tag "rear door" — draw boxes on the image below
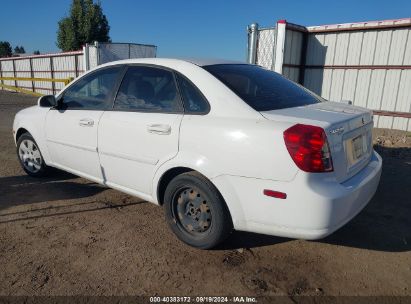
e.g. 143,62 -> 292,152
45,66 -> 124,182
98,65 -> 184,195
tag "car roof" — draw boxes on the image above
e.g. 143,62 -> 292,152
180,58 -> 244,66
61,57 -> 261,119
100,57 -> 245,68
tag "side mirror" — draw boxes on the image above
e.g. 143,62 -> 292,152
38,95 -> 57,108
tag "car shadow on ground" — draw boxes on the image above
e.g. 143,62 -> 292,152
218,231 -> 289,250
221,146 -> 411,253
0,170 -> 107,211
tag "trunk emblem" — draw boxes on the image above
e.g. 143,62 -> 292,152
329,126 -> 344,135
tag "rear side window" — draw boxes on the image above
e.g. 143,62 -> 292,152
176,74 -> 210,114
203,64 -> 322,111
114,66 -> 182,113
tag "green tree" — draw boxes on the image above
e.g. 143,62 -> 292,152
0,41 -> 12,57
14,46 -> 26,54
56,0 -> 110,51
33,50 -> 41,55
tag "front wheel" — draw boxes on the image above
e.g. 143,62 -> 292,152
164,172 -> 233,249
17,133 -> 50,177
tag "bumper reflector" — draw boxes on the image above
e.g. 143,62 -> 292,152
263,189 -> 287,199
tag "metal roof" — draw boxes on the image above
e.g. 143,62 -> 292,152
306,17 -> 411,33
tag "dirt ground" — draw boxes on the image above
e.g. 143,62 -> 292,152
0,90 -> 410,298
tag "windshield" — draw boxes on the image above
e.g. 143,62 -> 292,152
203,64 -> 322,111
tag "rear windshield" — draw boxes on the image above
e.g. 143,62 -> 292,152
203,64 -> 322,111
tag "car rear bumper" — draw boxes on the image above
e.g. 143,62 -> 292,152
212,150 -> 382,239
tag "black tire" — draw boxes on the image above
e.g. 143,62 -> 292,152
164,171 -> 233,249
16,133 -> 50,177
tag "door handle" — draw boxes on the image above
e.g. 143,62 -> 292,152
79,118 -> 94,127
147,124 -> 171,135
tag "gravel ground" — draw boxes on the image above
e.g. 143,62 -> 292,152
0,90 -> 410,298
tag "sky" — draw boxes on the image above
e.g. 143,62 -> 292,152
0,0 -> 410,61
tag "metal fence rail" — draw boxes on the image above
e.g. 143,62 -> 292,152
0,77 -> 73,96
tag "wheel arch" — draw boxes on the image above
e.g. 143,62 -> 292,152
14,124 -> 52,166
154,164 -> 248,231
15,127 -> 30,141
156,166 -> 195,206
153,153 -> 247,229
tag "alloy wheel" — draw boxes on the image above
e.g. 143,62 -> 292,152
18,139 -> 42,173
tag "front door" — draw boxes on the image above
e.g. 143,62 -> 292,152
98,65 -> 184,195
45,66 -> 124,182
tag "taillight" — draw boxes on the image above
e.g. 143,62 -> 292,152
283,124 -> 333,173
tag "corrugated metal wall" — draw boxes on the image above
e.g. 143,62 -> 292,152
282,27 -> 304,83
251,18 -> 411,131
303,20 -> 411,131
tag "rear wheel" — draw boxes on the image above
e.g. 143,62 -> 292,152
164,172 -> 232,249
17,133 -> 50,177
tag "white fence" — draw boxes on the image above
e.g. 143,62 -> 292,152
0,51 -> 83,96
248,18 -> 411,131
0,42 -> 157,96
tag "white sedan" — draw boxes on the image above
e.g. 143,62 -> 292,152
13,58 -> 382,249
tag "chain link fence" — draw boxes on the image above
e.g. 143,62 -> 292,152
97,43 -> 157,65
255,28 -> 276,70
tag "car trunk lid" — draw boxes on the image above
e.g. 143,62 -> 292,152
261,101 -> 373,183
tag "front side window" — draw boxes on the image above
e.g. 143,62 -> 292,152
176,74 -> 210,114
61,66 -> 123,110
114,66 -> 182,113
203,64 -> 323,111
